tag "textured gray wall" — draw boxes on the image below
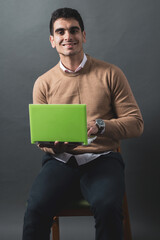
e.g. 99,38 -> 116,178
1,0 -> 160,239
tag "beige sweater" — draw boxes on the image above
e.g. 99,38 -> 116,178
33,55 -> 144,154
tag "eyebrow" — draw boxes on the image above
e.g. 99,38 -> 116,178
55,26 -> 80,33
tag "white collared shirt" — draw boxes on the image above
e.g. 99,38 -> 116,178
60,54 -> 87,73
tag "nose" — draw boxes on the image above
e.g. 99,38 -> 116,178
64,30 -> 72,41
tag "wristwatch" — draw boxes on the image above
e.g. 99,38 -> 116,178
95,119 -> 105,134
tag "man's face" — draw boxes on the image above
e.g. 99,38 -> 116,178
50,18 -> 86,57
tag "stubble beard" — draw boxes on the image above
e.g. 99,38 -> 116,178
59,48 -> 82,57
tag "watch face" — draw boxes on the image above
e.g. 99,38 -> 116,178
96,119 -> 104,127
96,119 -> 105,133
97,119 -> 103,126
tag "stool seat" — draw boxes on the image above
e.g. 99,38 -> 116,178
64,198 -> 90,209
56,198 -> 92,217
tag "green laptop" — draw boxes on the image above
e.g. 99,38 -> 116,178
29,104 -> 88,145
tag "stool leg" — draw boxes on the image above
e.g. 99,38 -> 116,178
123,194 -> 132,240
52,217 -> 60,240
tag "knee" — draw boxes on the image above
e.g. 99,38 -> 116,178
91,197 -> 122,220
26,193 -> 49,216
26,191 -> 60,218
25,198 -> 41,217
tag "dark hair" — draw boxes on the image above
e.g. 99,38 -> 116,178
49,8 -> 84,35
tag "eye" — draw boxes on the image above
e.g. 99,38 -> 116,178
57,30 -> 64,35
70,28 -> 79,35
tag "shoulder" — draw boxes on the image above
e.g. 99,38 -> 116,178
33,63 -> 63,96
88,55 -> 123,74
87,55 -> 129,92
87,55 -> 126,83
35,63 -> 60,84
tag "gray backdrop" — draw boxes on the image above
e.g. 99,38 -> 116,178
1,0 -> 160,239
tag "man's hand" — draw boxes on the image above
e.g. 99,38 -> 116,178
87,121 -> 99,136
38,141 -> 78,154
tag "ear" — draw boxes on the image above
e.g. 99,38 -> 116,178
49,35 -> 56,48
82,31 -> 86,43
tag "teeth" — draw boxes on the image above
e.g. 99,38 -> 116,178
62,43 -> 76,46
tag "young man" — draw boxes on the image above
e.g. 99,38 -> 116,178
23,8 -> 143,240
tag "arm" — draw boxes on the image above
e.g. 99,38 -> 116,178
88,66 -> 144,140
104,67 -> 144,140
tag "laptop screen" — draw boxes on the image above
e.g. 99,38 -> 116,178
29,104 -> 88,145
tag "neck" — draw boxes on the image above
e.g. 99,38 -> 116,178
60,51 -> 84,71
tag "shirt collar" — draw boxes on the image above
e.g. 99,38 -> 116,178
60,54 -> 87,73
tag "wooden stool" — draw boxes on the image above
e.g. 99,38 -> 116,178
52,192 -> 132,240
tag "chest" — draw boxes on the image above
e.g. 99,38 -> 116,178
47,75 -> 112,119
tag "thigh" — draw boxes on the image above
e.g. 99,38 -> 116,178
27,158 -> 80,216
80,152 -> 125,207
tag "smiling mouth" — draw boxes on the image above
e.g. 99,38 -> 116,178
62,42 -> 77,46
